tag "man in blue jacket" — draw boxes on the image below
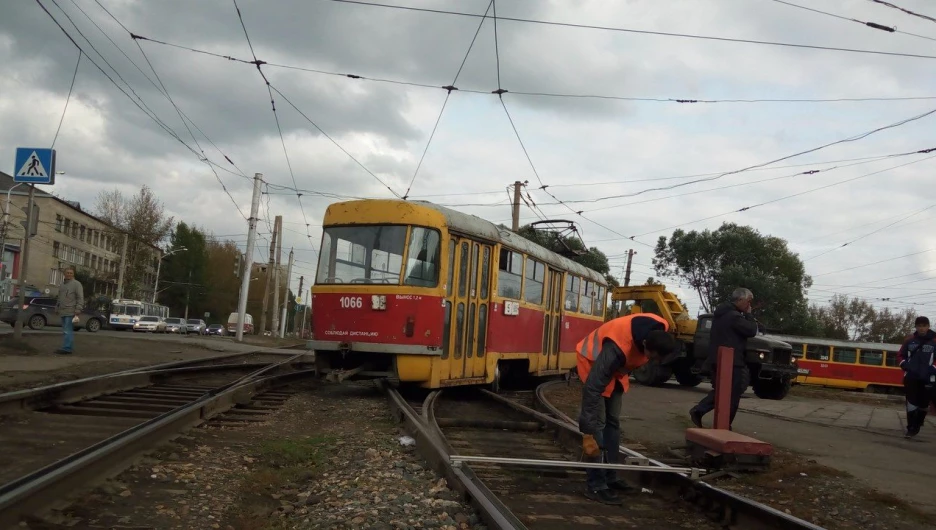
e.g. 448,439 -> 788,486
689,287 -> 759,430
898,316 -> 936,438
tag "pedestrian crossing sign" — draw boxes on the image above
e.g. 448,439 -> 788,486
13,148 -> 56,185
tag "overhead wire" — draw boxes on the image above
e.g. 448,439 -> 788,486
802,203 -> 936,262
51,49 -> 82,149
329,0 -> 936,61
402,0 -> 494,199
768,0 -> 936,42
867,0 -> 936,25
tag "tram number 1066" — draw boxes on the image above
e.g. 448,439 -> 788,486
339,296 -> 364,309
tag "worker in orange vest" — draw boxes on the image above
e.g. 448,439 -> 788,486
576,313 -> 676,505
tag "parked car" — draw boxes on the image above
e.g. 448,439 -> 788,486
186,319 -> 207,335
0,297 -> 106,332
133,316 -> 167,333
206,324 -> 227,336
164,317 -> 186,334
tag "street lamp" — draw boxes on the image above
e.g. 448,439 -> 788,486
153,247 -> 187,303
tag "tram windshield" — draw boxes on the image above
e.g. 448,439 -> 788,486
316,225 -> 442,287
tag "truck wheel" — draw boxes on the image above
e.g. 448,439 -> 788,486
633,358 -> 673,387
753,377 -> 792,400
674,366 -> 703,387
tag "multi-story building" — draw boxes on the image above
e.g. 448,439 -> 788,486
0,172 -> 162,300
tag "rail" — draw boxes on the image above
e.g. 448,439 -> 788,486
0,362 -> 314,528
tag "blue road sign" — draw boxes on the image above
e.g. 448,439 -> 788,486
13,148 -> 56,185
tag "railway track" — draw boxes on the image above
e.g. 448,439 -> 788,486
0,351 -> 314,529
382,379 -> 825,530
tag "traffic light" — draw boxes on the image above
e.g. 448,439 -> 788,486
234,253 -> 242,277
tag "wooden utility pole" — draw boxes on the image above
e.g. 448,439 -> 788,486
115,232 -> 129,299
511,180 -> 522,231
271,216 -> 283,335
294,274 -> 304,336
623,249 -> 635,287
259,217 -> 278,335
278,247 -> 294,338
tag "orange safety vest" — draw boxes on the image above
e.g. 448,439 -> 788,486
576,313 -> 670,397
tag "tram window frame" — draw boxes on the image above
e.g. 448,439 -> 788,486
805,344 -> 830,361
859,349 -> 884,366
497,248 -> 523,299
832,347 -> 857,364
564,274 -> 580,312
403,227 -> 442,288
789,344 -> 804,359
480,246 -> 491,299
580,281 -> 594,315
316,225 -> 406,284
523,258 -> 545,305
593,285 -> 606,317
885,351 -> 899,367
446,240 -> 455,297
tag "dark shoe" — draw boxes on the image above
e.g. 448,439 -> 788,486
607,480 -> 636,493
689,408 -> 703,428
584,487 -> 622,505
54,349 -> 72,355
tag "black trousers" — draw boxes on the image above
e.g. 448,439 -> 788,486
694,364 -> 750,428
904,377 -> 936,434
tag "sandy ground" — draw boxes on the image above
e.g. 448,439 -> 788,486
545,380 -> 936,529
0,330 -> 268,392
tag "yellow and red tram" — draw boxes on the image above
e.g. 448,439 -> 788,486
769,334 -> 903,392
309,199 -> 608,389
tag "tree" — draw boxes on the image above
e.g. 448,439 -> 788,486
94,185 -> 174,300
810,295 -> 916,343
516,225 -> 618,287
160,222 -> 208,318
653,223 -> 813,333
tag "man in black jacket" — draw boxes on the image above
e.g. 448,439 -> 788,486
689,287 -> 759,430
898,316 -> 936,438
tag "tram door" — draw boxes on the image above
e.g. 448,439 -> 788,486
446,238 -> 492,380
542,269 -> 563,370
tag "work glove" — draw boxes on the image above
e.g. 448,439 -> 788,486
582,434 -> 600,458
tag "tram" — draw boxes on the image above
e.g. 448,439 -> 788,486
769,334 -> 904,392
309,199 -> 608,389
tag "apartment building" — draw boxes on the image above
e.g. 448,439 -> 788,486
0,172 -> 161,299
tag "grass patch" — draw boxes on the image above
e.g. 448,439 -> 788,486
257,435 -> 333,468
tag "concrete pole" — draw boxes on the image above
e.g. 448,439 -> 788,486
259,218 -> 277,335
12,185 -> 35,340
279,248 -> 294,338
511,180 -> 522,231
271,215 -> 283,335
623,249 -> 634,287
235,173 -> 263,342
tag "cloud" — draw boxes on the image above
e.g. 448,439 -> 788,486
3,0 -> 936,319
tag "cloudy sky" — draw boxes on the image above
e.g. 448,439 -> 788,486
2,0 -> 936,318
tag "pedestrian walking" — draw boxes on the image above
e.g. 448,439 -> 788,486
689,287 -> 759,430
576,312 -> 676,505
897,316 -> 936,438
54,267 -> 83,355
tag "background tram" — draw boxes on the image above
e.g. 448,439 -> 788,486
770,334 -> 904,392
309,199 -> 608,389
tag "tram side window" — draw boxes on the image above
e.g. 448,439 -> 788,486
404,227 -> 442,287
805,344 -> 830,361
524,258 -> 545,305
859,349 -> 884,366
565,275 -> 580,312
580,281 -> 594,315
789,344 -> 804,359
885,351 -> 899,367
832,347 -> 857,364
593,285 -> 606,317
497,248 -> 523,299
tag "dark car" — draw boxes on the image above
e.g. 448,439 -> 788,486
0,297 -> 106,332
206,324 -> 226,336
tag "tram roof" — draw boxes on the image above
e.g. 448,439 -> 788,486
765,333 -> 902,351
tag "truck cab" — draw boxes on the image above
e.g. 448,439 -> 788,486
687,313 -> 798,399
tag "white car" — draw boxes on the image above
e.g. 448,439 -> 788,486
133,316 -> 167,333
